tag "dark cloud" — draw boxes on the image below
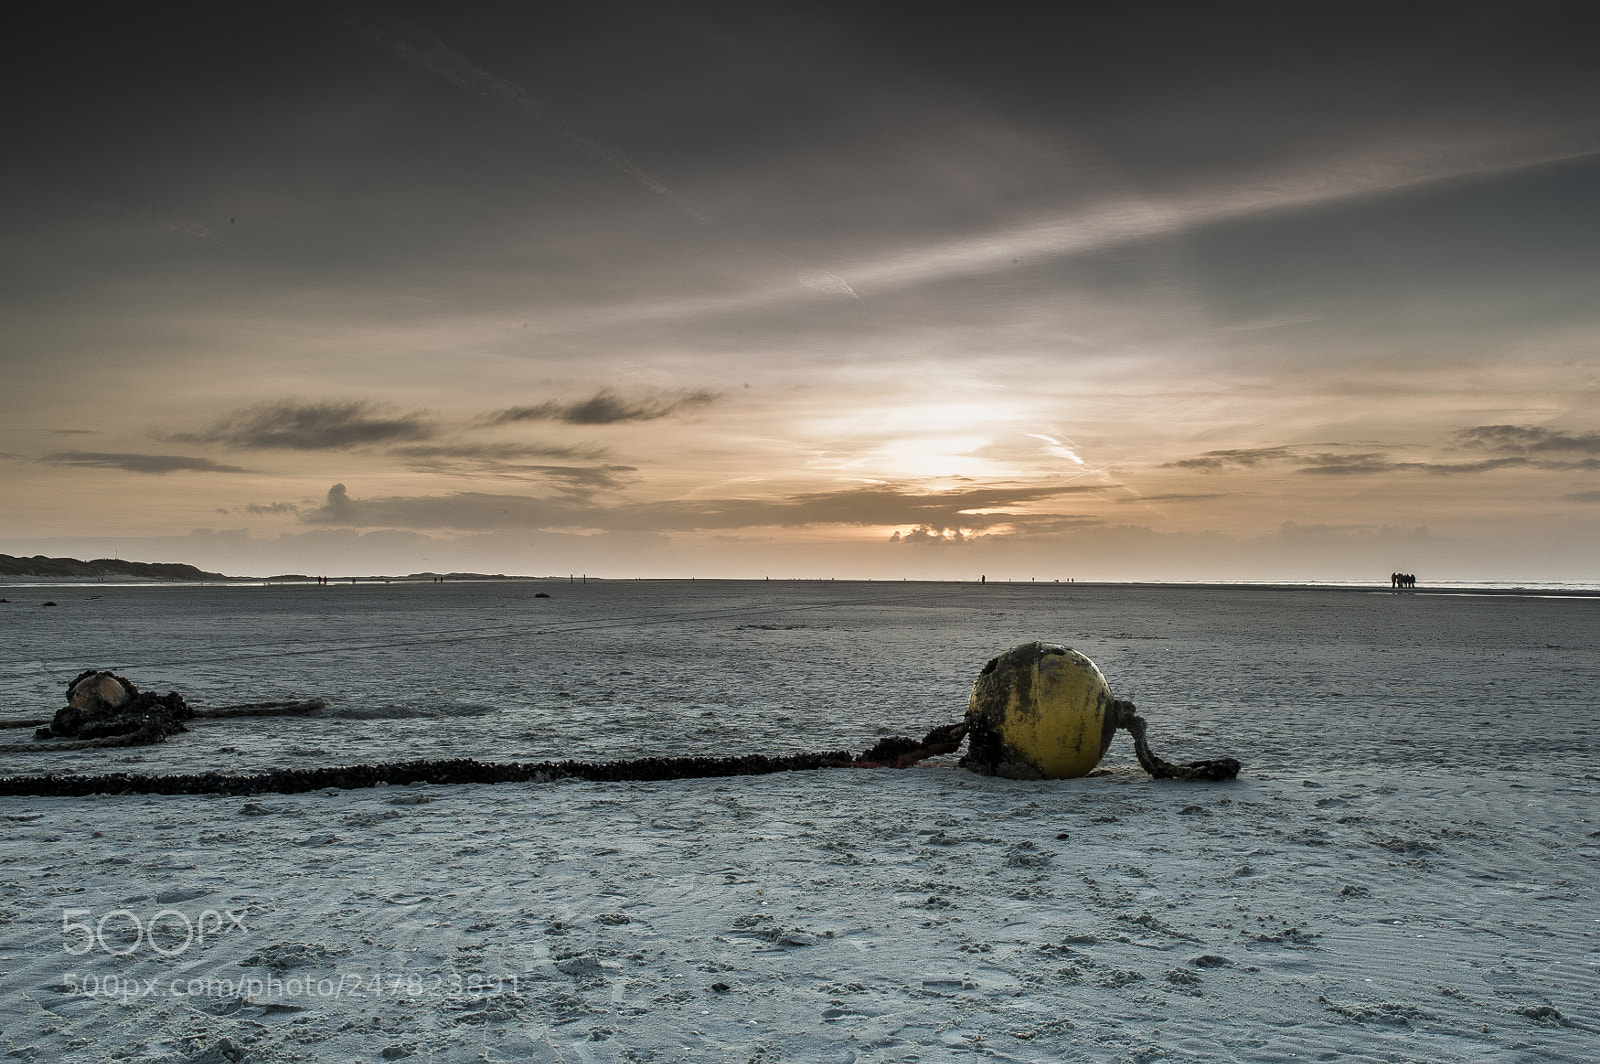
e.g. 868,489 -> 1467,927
1406,457 -> 1544,475
1292,454 -> 1599,475
488,390 -> 718,426
388,442 -> 634,493
1560,490 -> 1600,503
302,482 -> 1098,534
1169,440 -> 1597,476
1167,447 -> 1294,470
41,452 -> 252,474
1293,453 -> 1410,476
1456,425 -> 1600,455
243,501 -> 300,516
516,465 -> 639,492
317,484 -> 359,524
698,484 -> 1091,533
171,401 -> 437,450
391,442 -> 607,462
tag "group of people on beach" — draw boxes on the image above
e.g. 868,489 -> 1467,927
1389,572 -> 1417,589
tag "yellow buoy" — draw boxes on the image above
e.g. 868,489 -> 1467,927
963,641 -> 1117,779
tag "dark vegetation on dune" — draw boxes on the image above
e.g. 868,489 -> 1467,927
0,553 -> 229,581
0,554 -> 532,583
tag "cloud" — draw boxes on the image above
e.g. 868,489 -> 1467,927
889,513 -> 1106,546
954,514 -> 1104,540
1168,438 -> 1599,477
41,452 -> 253,474
893,527 -> 967,546
301,481 -> 1101,534
1560,490 -> 1600,503
317,484 -> 358,523
391,442 -> 607,462
1290,454 -> 1599,476
1456,425 -> 1600,455
488,390 -> 718,426
1292,453 -> 1410,476
515,465 -> 639,492
682,484 -> 1094,533
385,443 -> 634,493
171,401 -> 437,450
1167,447 -> 1295,471
243,502 -> 301,516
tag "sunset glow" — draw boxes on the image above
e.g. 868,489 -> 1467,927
5,3 -> 1600,581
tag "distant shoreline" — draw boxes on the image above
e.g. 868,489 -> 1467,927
0,554 -> 561,585
2,555 -> 1598,598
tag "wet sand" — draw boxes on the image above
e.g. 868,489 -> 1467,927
1,581 -> 1596,1062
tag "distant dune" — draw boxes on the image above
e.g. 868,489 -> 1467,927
0,553 -> 231,581
0,555 -> 559,582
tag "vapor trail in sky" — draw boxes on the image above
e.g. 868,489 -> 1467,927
330,0 -> 696,215
330,0 -> 858,299
841,141 -> 1600,296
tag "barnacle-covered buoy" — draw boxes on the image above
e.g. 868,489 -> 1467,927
67,670 -> 134,713
44,669 -> 191,743
962,641 -> 1116,779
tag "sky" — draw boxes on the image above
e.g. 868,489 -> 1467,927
4,0 -> 1600,581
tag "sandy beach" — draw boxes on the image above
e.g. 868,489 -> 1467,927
1,581 -> 1596,1062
